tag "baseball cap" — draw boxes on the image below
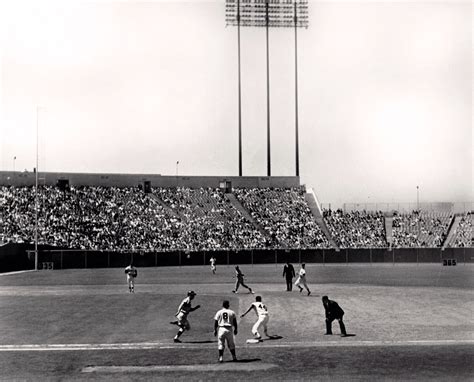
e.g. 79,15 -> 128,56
187,290 -> 196,296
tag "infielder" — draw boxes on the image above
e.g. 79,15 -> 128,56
210,257 -> 217,274
240,295 -> 269,340
295,263 -> 311,295
232,265 -> 254,294
124,263 -> 138,293
170,290 -> 200,343
214,300 -> 238,363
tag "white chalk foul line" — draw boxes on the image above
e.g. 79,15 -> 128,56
0,339 -> 473,352
82,363 -> 277,373
0,270 -> 36,277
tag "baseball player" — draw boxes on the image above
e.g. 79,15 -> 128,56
124,263 -> 138,293
322,295 -> 348,337
170,291 -> 201,343
232,265 -> 254,294
240,295 -> 269,340
214,300 -> 238,363
295,263 -> 311,295
210,257 -> 217,274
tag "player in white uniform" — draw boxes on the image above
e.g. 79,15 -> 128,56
124,264 -> 137,293
240,295 -> 269,340
171,291 -> 200,343
210,257 -> 217,274
214,300 -> 238,363
295,263 -> 311,295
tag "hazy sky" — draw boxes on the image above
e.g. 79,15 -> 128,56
0,0 -> 472,206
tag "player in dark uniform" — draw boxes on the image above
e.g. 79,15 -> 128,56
322,296 -> 348,337
282,262 -> 296,291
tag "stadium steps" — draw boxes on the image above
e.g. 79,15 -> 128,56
443,215 -> 461,249
148,194 -> 181,218
384,216 -> 393,248
224,193 -> 269,238
304,191 -> 338,250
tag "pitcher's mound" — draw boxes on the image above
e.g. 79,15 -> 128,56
82,363 -> 277,373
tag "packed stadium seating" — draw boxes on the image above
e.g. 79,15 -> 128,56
391,211 -> 453,248
322,209 -> 387,248
1,185 -> 471,252
234,188 -> 330,249
448,213 -> 473,248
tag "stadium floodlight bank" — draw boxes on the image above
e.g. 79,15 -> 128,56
226,0 -> 309,28
226,0 -> 308,177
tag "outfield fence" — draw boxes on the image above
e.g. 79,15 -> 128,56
19,247 -> 474,270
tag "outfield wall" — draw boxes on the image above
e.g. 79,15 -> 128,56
1,245 -> 472,272
0,171 -> 299,189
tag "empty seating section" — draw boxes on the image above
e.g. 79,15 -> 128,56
322,209 -> 387,248
392,211 -> 453,248
234,188 -> 329,249
448,213 -> 473,248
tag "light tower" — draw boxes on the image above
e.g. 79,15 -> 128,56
226,0 -> 309,177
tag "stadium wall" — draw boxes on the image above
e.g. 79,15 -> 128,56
0,171 -> 299,189
1,245 -> 472,272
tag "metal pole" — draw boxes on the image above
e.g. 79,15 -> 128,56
416,186 -> 419,210
294,1 -> 300,177
237,0 -> 243,176
265,0 -> 271,176
35,106 -> 39,270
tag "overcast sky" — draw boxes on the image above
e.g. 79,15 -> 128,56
0,0 -> 472,206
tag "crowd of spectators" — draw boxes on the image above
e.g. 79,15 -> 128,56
391,211 -> 453,248
448,212 -> 473,248
152,187 -> 268,250
0,185 -> 183,251
1,185 -> 471,251
0,186 -> 270,251
234,187 -> 330,249
322,209 -> 387,248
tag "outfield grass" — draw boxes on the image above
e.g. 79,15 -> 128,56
0,264 -> 472,381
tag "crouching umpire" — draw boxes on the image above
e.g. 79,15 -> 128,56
322,295 -> 348,337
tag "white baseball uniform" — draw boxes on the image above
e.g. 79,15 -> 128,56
250,301 -> 269,338
214,308 -> 236,350
176,296 -> 194,330
210,257 -> 216,273
295,268 -> 308,289
124,265 -> 137,291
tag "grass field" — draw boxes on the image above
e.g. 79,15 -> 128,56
0,263 -> 472,381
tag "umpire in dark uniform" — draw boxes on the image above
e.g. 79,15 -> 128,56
282,262 -> 296,291
322,296 -> 348,336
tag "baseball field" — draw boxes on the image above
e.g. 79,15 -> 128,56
0,263 -> 472,381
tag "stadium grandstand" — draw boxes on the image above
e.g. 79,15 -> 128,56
0,171 -> 472,272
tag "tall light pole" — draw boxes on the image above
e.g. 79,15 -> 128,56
35,106 -> 39,271
13,156 -> 16,172
416,185 -> 419,211
176,161 -> 179,177
265,0 -> 271,176
226,0 -> 309,177
237,0 -> 242,176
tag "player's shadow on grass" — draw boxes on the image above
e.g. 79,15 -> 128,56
233,358 -> 261,363
264,335 -> 283,341
342,334 -> 356,337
